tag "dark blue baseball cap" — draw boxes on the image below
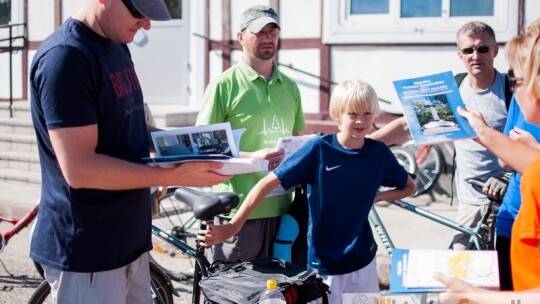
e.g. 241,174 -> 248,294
131,0 -> 171,21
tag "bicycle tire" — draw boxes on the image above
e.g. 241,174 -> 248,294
27,280 -> 51,304
150,187 -> 199,281
390,146 -> 417,175
150,261 -> 175,304
26,264 -> 173,304
401,140 -> 444,195
28,213 -> 46,279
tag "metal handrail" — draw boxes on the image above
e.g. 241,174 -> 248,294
0,23 -> 28,118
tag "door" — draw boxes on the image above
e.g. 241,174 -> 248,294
129,0 -> 189,105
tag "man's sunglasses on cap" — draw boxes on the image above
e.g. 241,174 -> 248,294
121,0 -> 144,19
460,45 -> 491,55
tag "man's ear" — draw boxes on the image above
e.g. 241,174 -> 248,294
493,44 -> 499,57
237,32 -> 244,46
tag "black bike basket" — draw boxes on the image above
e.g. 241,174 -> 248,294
200,257 -> 329,304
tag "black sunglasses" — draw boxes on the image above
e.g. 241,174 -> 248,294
121,0 -> 144,19
460,45 -> 490,55
508,69 -> 524,92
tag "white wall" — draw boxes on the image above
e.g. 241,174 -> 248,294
2,0 -> 539,114
525,1 -> 540,27
330,46 -> 510,114
280,0 -> 321,39
62,0 -> 84,22
27,0 -> 54,41
278,49 -> 321,114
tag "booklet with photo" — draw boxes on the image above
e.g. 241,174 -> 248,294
143,122 -> 266,175
393,71 -> 477,145
390,248 -> 499,294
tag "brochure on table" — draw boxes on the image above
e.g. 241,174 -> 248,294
266,134 -> 318,197
390,248 -> 499,294
393,71 -> 477,146
144,122 -> 266,175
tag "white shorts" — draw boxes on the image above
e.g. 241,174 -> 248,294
317,257 -> 380,304
42,253 -> 151,304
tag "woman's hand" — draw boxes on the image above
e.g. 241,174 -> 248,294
435,273 -> 485,303
509,127 -> 540,150
457,106 -> 490,135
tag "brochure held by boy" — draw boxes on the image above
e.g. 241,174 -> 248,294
143,122 -> 267,175
393,71 -> 477,145
266,133 -> 318,197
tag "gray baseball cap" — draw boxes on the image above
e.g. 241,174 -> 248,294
131,0 -> 171,21
239,5 -> 280,33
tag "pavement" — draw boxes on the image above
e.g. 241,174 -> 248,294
0,181 -> 41,218
0,176 -> 458,303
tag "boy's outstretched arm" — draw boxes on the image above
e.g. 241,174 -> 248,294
374,175 -> 416,203
197,173 -> 282,247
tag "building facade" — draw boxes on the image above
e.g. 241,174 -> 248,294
1,0 -> 539,132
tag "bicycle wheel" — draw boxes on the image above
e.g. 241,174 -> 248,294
390,146 -> 417,175
150,187 -> 199,281
150,261 -> 175,304
401,140 -> 444,195
27,280 -> 51,304
29,219 -> 46,279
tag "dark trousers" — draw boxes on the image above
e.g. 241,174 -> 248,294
496,235 -> 513,290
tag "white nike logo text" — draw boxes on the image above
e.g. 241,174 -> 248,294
325,165 -> 341,171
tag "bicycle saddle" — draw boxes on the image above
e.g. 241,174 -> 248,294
174,187 -> 239,221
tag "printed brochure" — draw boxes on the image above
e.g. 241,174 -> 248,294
390,248 -> 499,294
144,122 -> 266,175
393,71 -> 477,145
266,134 -> 318,197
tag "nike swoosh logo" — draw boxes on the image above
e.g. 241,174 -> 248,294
325,165 -> 341,171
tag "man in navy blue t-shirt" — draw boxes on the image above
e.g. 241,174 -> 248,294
30,0 -> 231,302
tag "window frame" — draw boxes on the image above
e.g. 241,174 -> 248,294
322,0 -> 519,44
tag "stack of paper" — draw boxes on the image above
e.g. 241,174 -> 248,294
143,122 -> 266,175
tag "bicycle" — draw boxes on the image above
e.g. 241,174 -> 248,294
25,187 -> 242,304
372,101 -> 449,196
24,187 -> 219,304
150,187 -> 239,304
27,261 -> 176,304
150,186 -> 202,282
369,177 -> 500,256
0,198 -> 44,278
401,139 -> 448,195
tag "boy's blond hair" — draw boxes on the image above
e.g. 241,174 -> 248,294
329,79 -> 380,122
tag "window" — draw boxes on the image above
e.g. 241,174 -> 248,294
323,0 -> 518,44
0,0 -> 10,25
164,0 -> 182,19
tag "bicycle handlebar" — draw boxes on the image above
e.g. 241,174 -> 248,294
466,178 -> 485,188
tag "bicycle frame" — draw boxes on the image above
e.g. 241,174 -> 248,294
151,224 -> 209,304
0,201 -> 39,253
370,198 -> 490,255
